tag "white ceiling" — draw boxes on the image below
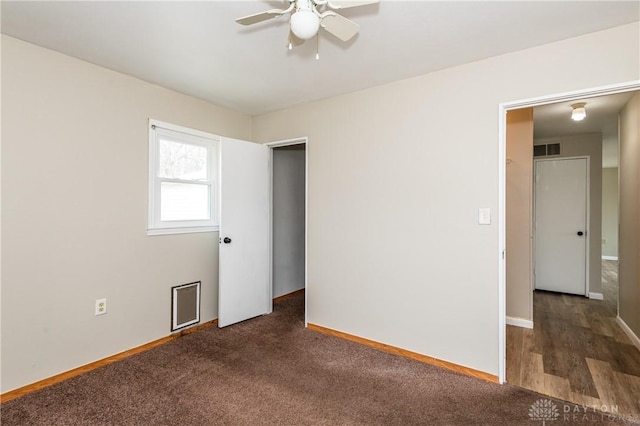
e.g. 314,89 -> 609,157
2,1 -> 638,168
2,1 -> 638,117
534,91 -> 637,167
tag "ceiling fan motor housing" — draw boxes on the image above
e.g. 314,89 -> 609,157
290,9 -> 320,40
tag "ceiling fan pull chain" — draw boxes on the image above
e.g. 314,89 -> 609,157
316,33 -> 320,60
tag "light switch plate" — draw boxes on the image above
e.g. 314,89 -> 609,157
478,208 -> 491,225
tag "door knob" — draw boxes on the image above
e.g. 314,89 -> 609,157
577,231 -> 584,236
223,237 -> 232,244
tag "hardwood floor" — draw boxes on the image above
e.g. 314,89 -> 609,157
507,260 -> 640,421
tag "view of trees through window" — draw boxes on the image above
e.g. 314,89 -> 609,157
158,139 -> 207,181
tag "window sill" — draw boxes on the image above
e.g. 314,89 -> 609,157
147,226 -> 219,236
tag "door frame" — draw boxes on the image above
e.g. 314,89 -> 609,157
532,156 -> 590,297
498,80 -> 640,384
265,137 -> 308,326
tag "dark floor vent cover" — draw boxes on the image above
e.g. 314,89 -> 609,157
171,281 -> 201,331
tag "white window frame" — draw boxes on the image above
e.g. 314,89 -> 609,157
148,119 -> 219,236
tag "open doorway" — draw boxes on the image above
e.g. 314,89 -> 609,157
503,87 -> 640,420
269,139 -> 307,322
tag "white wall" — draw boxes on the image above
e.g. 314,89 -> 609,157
1,36 -> 251,392
252,23 -> 640,375
272,147 -> 306,298
534,133 -> 603,294
602,167 -> 619,259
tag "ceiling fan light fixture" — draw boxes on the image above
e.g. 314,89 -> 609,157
571,102 -> 587,121
236,0 -> 378,50
290,9 -> 320,40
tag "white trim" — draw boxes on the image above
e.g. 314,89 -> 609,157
267,148 -> 274,314
147,226 -> 218,236
265,137 -> 307,149
498,81 -> 640,111
585,158 -> 591,297
149,119 -> 222,141
616,316 -> 640,352
498,80 -> 640,386
602,256 -> 618,261
588,292 -> 604,300
265,137 -> 308,327
147,119 -> 220,234
506,317 -> 533,329
497,104 -> 507,385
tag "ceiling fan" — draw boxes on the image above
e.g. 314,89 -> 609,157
236,0 -> 379,48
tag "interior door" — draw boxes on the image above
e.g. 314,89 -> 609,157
218,137 -> 270,327
534,157 -> 588,295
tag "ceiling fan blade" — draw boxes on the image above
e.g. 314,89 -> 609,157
236,9 -> 285,26
320,13 -> 359,42
289,30 -> 306,47
326,0 -> 378,9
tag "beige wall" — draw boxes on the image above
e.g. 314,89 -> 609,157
252,23 -> 639,375
619,92 -> 640,338
1,36 -> 251,392
534,134 -> 603,295
602,167 -> 619,259
506,108 -> 533,322
1,22 -> 639,390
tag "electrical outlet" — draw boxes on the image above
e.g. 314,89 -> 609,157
95,298 -> 107,316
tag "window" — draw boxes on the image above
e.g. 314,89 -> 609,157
148,120 -> 219,235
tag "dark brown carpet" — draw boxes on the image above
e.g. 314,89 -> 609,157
2,292 -> 637,425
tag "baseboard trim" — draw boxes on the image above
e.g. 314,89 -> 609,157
601,256 -> 618,261
0,319 -> 218,403
616,316 -> 640,352
273,288 -> 305,304
589,292 -> 604,300
307,323 -> 498,384
506,316 -> 533,329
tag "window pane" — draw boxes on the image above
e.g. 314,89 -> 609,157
160,182 -> 210,221
158,139 -> 207,180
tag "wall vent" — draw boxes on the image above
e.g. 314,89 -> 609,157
534,143 -> 561,157
171,281 -> 201,331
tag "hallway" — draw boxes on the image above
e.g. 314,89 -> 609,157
507,260 -> 640,421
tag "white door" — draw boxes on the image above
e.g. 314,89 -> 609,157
218,138 -> 270,327
534,157 -> 588,295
